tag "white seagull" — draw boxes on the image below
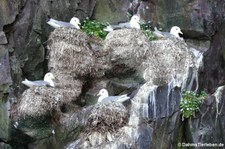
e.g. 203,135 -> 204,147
97,88 -> 130,103
153,26 -> 183,38
47,17 -> 81,29
103,15 -> 141,32
22,72 -> 55,88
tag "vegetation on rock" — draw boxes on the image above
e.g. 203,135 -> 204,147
81,19 -> 108,39
180,91 -> 208,119
140,23 -> 156,41
81,18 -> 156,41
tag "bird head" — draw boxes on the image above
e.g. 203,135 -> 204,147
130,15 -> 141,29
70,17 -> 81,29
44,73 -> 55,82
130,15 -> 140,23
97,89 -> 109,97
44,72 -> 55,87
170,26 -> 183,38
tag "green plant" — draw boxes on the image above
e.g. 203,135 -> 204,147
140,23 -> 156,41
180,91 -> 208,119
81,19 -> 108,39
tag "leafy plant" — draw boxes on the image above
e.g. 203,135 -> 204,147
140,23 -> 156,41
81,19 -> 108,39
180,91 -> 208,119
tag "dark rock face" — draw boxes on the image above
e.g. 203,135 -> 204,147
13,29 -> 196,148
0,46 -> 11,93
1,0 -> 225,148
93,0 -> 130,24
200,22 -> 225,93
0,0 -> 96,147
2,0 -> 96,86
0,46 -> 12,145
188,86 -> 225,146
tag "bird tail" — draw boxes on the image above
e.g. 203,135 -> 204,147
22,79 -> 33,88
22,78 -> 28,84
154,27 -> 159,31
103,25 -> 113,32
47,18 -> 59,28
116,94 -> 130,102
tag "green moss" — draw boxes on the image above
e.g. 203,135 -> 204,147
180,91 -> 208,119
140,23 -> 156,41
81,19 -> 108,39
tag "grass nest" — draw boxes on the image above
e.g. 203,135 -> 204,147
18,87 -> 62,117
86,102 -> 129,133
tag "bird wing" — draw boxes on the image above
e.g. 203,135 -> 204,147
101,94 -> 130,103
22,79 -> 50,87
47,18 -> 77,28
32,80 -> 50,86
104,22 -> 131,32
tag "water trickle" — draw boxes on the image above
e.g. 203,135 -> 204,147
148,86 -> 158,119
182,48 -> 203,92
214,86 -> 225,119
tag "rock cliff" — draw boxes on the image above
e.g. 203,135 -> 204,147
0,0 -> 225,148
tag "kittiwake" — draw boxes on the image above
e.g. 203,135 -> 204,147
103,15 -> 140,32
153,26 -> 183,39
97,88 -> 130,103
22,72 -> 55,88
47,17 -> 81,29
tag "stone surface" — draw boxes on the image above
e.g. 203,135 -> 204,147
0,31 -> 7,44
200,22 -> 225,93
93,0 -> 130,24
188,86 -> 225,146
0,46 -> 11,143
1,0 -> 225,148
0,46 -> 12,93
65,32 -> 200,149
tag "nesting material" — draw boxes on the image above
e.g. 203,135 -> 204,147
18,87 -> 62,117
54,72 -> 83,90
86,102 -> 129,133
104,29 -> 149,70
48,28 -> 95,77
48,28 -> 110,78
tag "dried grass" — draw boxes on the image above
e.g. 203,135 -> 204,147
18,87 -> 62,117
86,103 -> 129,133
48,28 -> 110,78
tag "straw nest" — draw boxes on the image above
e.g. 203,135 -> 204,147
86,102 -> 129,133
52,71 -> 83,89
104,29 -> 149,71
18,87 -> 63,117
48,28 -> 110,78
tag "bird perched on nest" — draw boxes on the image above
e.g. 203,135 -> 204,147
22,72 -> 55,88
103,15 -> 141,32
153,26 -> 183,39
97,88 -> 130,103
47,17 -> 81,29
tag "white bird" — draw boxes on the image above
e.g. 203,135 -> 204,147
97,89 -> 130,103
103,15 -> 141,32
22,72 -> 55,88
170,26 -> 183,38
153,26 -> 183,39
47,17 -> 81,29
